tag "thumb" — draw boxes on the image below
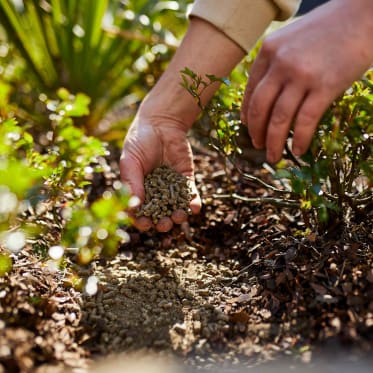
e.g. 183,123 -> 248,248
189,180 -> 202,215
119,154 -> 145,203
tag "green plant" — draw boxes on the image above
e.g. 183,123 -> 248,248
279,71 -> 373,228
0,0 -> 192,132
181,67 -> 241,157
62,184 -> 131,264
0,115 -> 49,274
181,67 -> 373,233
0,87 -> 132,277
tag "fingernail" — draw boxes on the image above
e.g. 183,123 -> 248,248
266,150 -> 275,164
252,139 -> 259,148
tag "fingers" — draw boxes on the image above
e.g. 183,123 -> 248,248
245,83 -> 328,162
292,91 -> 331,156
242,56 -> 329,162
241,52 -> 270,125
265,84 -> 306,163
120,154 -> 145,202
262,86 -> 330,160
188,180 -> 202,215
245,71 -> 283,149
133,216 -> 153,232
131,181 -> 198,233
171,209 -> 188,224
137,184 -> 199,233
133,208 -> 191,234
156,217 -> 173,232
133,210 -> 189,234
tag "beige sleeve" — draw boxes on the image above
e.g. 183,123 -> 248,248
189,0 -> 301,52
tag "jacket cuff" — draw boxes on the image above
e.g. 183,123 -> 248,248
189,0 -> 300,52
274,0 -> 301,20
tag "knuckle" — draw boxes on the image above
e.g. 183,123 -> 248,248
247,95 -> 263,119
260,38 -> 276,57
291,61 -> 318,81
270,106 -> 290,127
295,66 -> 314,81
248,104 -> 262,121
274,53 -> 304,78
297,108 -> 319,126
272,52 -> 315,82
273,52 -> 292,70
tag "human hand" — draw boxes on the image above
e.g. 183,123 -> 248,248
120,17 -> 245,233
241,0 -> 373,163
120,111 -> 201,233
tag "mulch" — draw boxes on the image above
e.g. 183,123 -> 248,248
0,145 -> 372,372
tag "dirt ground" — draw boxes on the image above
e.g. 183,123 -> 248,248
0,146 -> 372,372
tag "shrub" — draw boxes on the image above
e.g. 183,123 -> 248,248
0,88 -> 131,278
181,67 -> 373,233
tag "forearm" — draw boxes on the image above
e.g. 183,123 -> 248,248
139,17 -> 245,130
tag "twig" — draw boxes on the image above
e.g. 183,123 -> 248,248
212,192 -> 300,208
262,162 -> 292,192
210,143 -> 295,195
233,162 -> 291,194
335,259 -> 346,286
285,142 -> 302,168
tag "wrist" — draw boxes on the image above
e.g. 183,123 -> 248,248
138,17 -> 245,132
342,0 -> 373,61
339,0 -> 373,38
139,70 -> 201,131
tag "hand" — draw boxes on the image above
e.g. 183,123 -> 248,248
241,0 -> 373,163
120,111 -> 201,232
120,17 -> 245,232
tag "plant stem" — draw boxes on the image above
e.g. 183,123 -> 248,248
212,193 -> 300,208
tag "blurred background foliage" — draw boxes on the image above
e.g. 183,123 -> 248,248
0,0 -> 193,276
0,0 -> 192,138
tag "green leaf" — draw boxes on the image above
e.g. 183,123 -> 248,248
91,197 -> 116,219
58,93 -> 91,117
57,87 -> 72,101
275,169 -> 292,179
205,74 -> 230,86
180,67 -> 197,80
291,177 -> 305,195
0,253 -> 12,276
0,159 -> 46,198
317,205 -> 329,223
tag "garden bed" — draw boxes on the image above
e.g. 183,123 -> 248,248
1,147 -> 372,372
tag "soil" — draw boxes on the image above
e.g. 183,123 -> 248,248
0,144 -> 372,372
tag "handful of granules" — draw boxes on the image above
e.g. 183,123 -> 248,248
135,165 -> 194,224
